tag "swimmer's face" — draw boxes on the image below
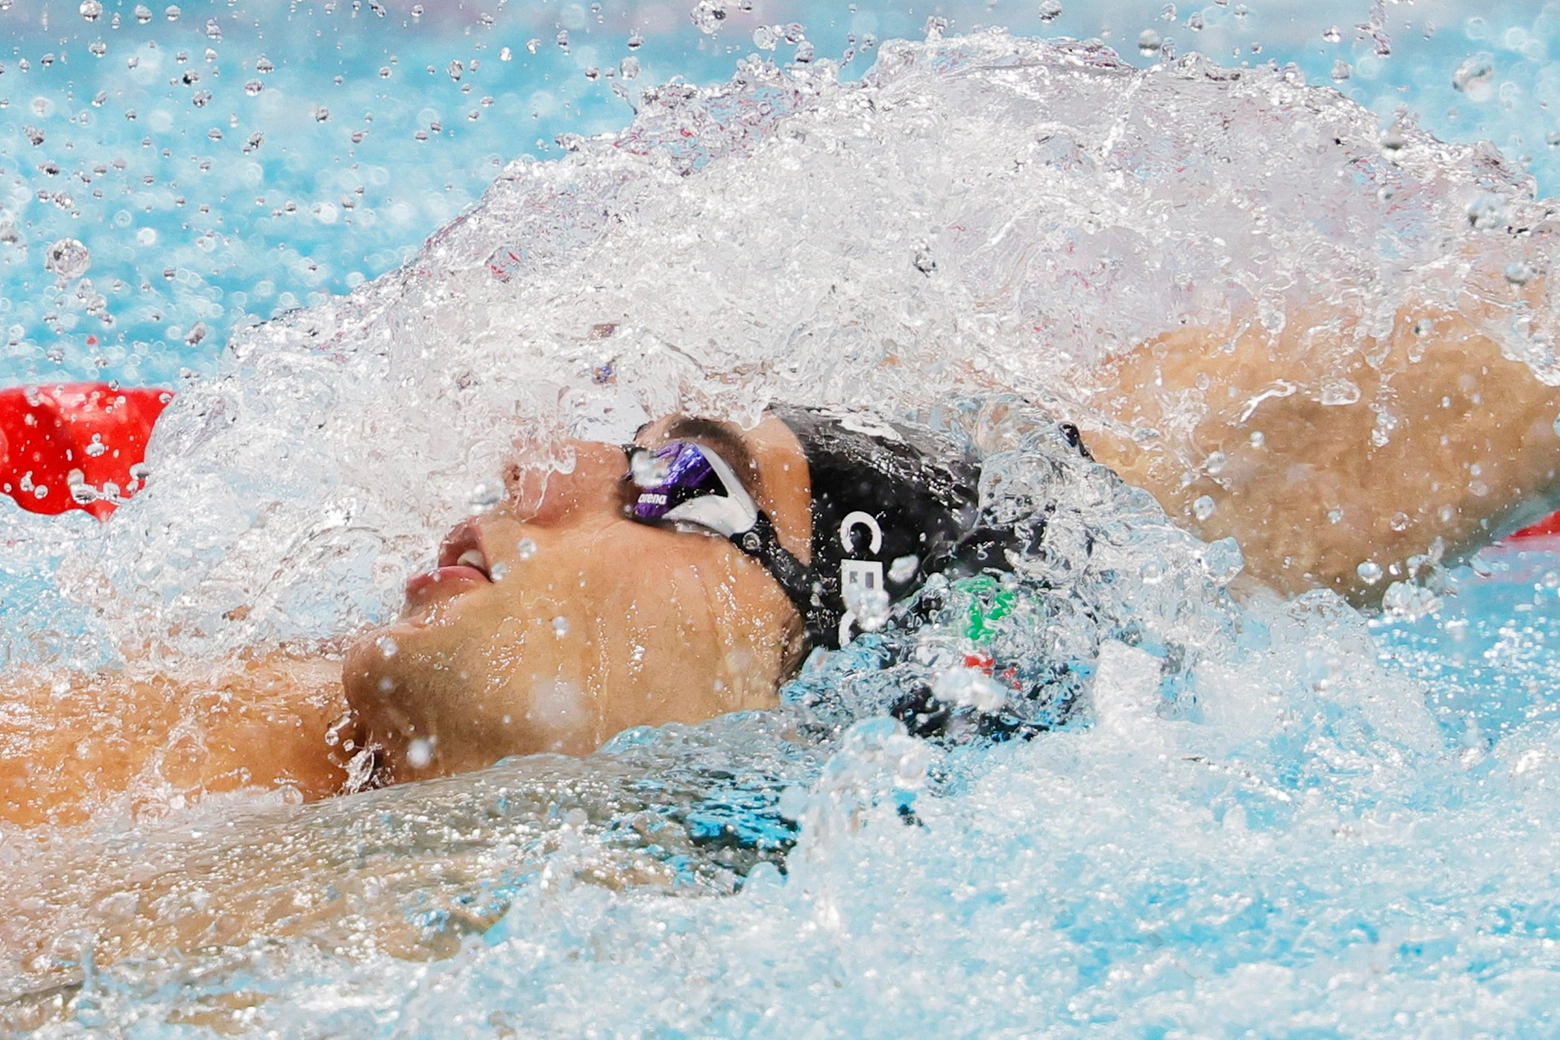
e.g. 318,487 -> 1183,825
342,415 -> 813,783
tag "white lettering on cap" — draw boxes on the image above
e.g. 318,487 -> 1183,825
838,510 -> 883,555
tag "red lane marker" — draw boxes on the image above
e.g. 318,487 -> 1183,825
0,382 -> 173,520
1509,510 -> 1560,541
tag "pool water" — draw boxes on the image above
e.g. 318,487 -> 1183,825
6,1 -> 1560,1036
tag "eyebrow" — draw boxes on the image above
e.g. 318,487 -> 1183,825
653,416 -> 763,498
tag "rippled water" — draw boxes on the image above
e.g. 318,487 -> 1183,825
6,1 -> 1560,1036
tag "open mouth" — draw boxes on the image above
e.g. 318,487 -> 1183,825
404,520 -> 492,606
436,520 -> 493,580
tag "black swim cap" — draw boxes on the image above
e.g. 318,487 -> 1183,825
773,406 -> 990,650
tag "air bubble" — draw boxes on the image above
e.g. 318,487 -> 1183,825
1192,495 -> 1216,521
1357,560 -> 1383,585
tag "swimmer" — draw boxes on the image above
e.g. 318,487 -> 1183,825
5,297 -> 1560,827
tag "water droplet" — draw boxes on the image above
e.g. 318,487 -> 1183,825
410,3 -> 423,15
469,481 -> 502,511
517,537 -> 537,560
1204,451 -> 1226,476
256,55 -> 274,73
1319,378 -> 1362,406
1357,560 -> 1383,584
1137,29 -> 1162,56
689,0 -> 726,35
164,4 -> 179,20
500,47 -> 513,61
888,555 -> 919,584
1248,430 -> 1264,448
1453,53 -> 1495,98
1331,59 -> 1351,81
620,56 -> 639,80
489,561 -> 510,582
1192,495 -> 1216,521
377,635 -> 398,657
526,38 -> 540,54
1505,260 -> 1534,285
1322,25 -> 1341,43
627,30 -> 643,48
793,40 -> 815,62
1037,2 -> 1062,23
1327,508 -> 1344,525
133,3 -> 151,22
44,238 -> 90,281
1438,504 -> 1456,523
244,79 -> 263,95
552,616 -> 570,638
753,24 -> 777,50
204,17 -> 221,39
79,0 -> 102,21
447,59 -> 463,81
88,41 -> 107,57
1390,512 -> 1411,532
406,738 -> 433,769
1186,11 -> 1203,30
22,125 -> 43,146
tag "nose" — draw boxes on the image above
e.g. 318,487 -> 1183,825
501,440 -> 629,526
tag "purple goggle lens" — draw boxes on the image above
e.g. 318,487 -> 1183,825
627,441 -> 758,538
629,442 -> 723,523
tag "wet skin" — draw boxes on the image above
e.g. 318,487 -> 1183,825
342,415 -> 815,784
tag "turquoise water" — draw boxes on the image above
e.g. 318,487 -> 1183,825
7,2 -> 1560,1037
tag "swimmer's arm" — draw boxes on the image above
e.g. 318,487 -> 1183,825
0,654 -> 349,828
1082,300 -> 1560,602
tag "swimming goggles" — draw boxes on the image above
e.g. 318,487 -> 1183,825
626,440 -> 816,625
